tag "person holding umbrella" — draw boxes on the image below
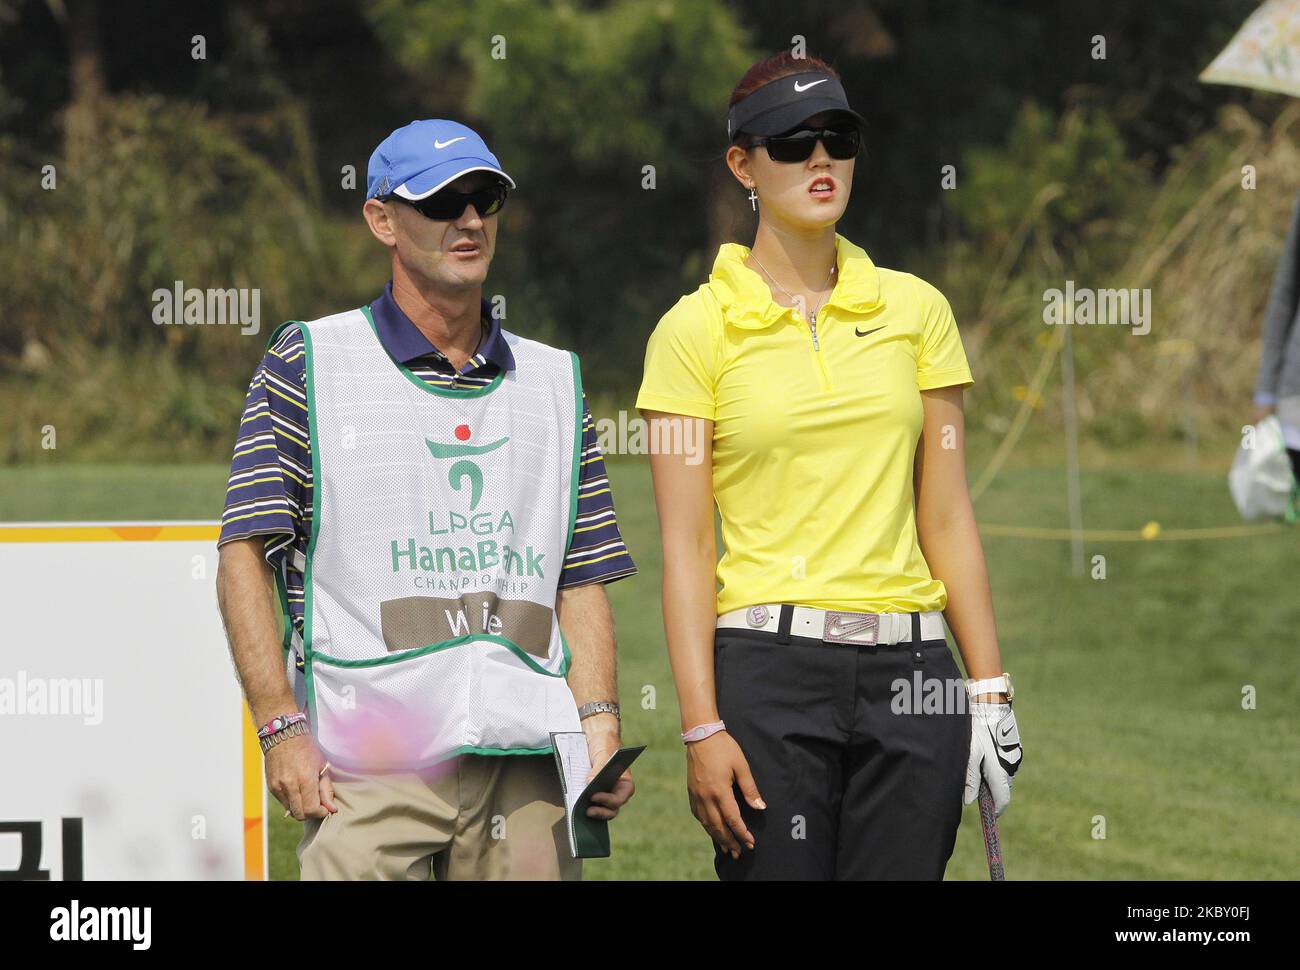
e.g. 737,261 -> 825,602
1201,1 -> 1300,488
1253,186 -> 1300,485
637,51 -> 1022,880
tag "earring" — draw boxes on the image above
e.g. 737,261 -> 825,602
746,183 -> 757,211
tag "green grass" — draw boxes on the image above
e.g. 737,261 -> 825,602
4,457 -> 1297,879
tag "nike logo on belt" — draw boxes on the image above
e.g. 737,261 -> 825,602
855,326 -> 885,337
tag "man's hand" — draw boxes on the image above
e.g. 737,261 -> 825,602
556,580 -> 631,820
582,712 -> 634,820
686,730 -> 764,860
218,540 -> 336,822
266,732 -> 338,821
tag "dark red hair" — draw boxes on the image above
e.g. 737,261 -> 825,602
729,52 -> 842,148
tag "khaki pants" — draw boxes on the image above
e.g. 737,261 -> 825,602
296,753 -> 581,881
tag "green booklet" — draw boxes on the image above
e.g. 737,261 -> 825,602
550,732 -> 646,859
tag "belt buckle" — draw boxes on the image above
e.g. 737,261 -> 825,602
823,611 -> 879,646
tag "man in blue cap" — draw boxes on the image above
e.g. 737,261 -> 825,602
216,120 -> 637,880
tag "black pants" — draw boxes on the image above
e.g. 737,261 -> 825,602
713,612 -> 970,880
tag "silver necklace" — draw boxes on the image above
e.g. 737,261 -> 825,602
749,250 -> 837,323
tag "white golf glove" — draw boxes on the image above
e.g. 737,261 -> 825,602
964,701 -> 1022,817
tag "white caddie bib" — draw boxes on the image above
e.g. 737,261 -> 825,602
288,306 -> 583,771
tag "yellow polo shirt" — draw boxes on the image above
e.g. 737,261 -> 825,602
636,233 -> 974,615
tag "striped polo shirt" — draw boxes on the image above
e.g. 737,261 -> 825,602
218,282 -> 637,653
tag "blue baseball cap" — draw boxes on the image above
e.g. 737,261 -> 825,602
366,119 -> 515,201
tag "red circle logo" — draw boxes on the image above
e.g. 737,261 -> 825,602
454,424 -> 471,441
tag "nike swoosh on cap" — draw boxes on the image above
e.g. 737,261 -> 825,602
434,137 -> 467,149
855,326 -> 885,337
794,78 -> 829,92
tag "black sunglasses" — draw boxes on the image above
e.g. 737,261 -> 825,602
385,182 -> 509,220
754,126 -> 860,163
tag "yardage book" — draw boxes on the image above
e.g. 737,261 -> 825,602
549,732 -> 646,859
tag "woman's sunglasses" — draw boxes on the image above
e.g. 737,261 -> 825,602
386,182 -> 509,221
754,126 -> 861,163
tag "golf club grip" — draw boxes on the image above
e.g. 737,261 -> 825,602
977,779 -> 1005,881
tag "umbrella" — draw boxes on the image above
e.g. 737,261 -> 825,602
1200,0 -> 1300,97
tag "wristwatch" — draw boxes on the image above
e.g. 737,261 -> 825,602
577,701 -> 620,722
260,719 -> 310,753
965,672 -> 1014,702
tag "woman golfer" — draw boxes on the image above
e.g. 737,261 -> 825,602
637,52 -> 1023,880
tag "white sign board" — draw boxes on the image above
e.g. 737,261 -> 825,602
0,522 -> 265,880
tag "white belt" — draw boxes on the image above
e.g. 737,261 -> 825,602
717,604 -> 946,646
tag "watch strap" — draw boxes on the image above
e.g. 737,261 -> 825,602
577,701 -> 620,721
965,674 -> 1013,699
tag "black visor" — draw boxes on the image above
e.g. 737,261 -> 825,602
727,71 -> 866,140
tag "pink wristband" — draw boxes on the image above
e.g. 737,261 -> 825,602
257,712 -> 307,740
681,720 -> 726,744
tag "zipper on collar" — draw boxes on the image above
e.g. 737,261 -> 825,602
796,308 -> 832,390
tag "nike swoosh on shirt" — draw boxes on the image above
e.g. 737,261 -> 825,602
794,78 -> 829,92
434,137 -> 467,149
855,326 -> 885,337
